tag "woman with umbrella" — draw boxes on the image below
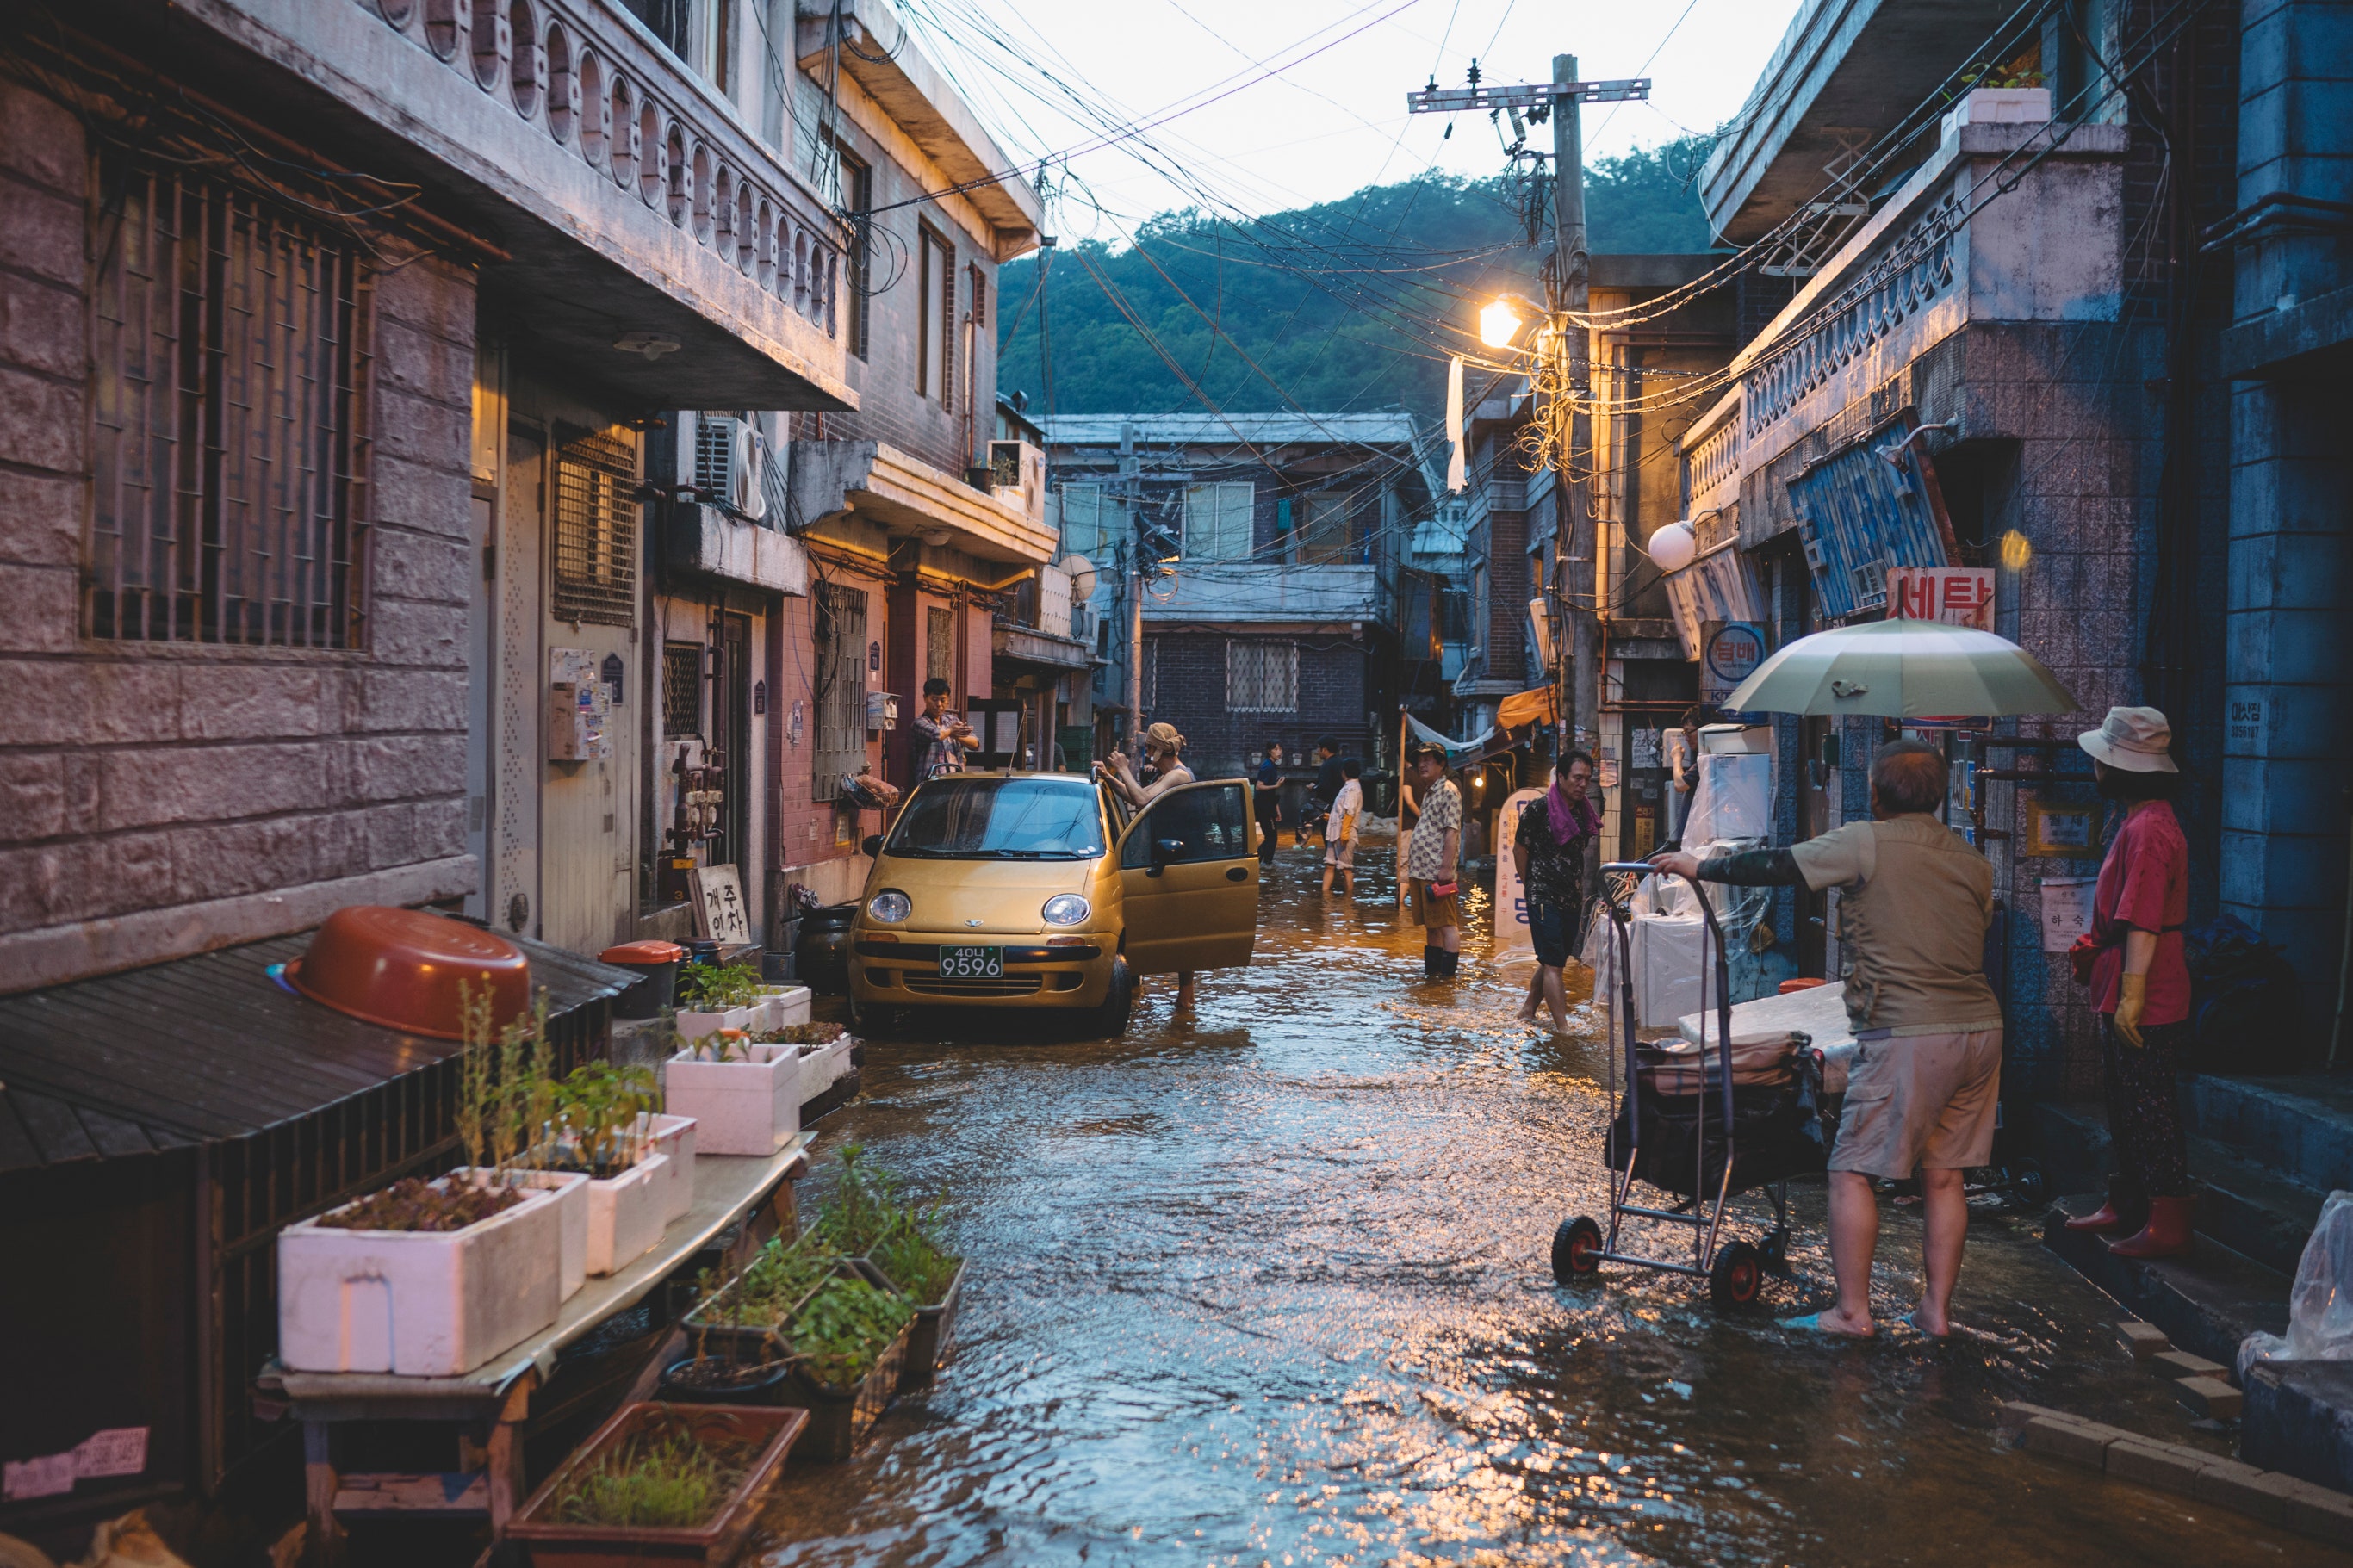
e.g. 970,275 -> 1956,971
2060,707 -> 2196,1259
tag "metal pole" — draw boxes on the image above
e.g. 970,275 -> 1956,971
1128,540 -> 1145,753
1554,53 -> 1599,765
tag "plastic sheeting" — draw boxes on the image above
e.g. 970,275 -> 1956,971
1684,753 -> 1773,845
2240,1189 -> 2353,1379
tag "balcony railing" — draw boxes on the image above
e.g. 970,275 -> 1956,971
361,0 -> 846,332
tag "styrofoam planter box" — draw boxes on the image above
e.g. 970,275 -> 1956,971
276,1177 -> 563,1376
665,1043 -> 798,1156
635,1112 -> 698,1223
674,1003 -> 760,1041
461,1167 -> 589,1302
586,1152 -> 669,1276
755,987 -> 813,1030
796,1036 -> 858,1105
1943,86 -> 2052,138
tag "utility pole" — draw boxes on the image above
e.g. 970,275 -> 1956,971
1552,53 -> 1597,765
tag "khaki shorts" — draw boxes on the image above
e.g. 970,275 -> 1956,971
1324,839 -> 1356,869
1406,878 -> 1461,928
1829,1028 -> 2002,1178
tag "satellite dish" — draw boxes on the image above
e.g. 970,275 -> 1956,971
1064,553 -> 1098,601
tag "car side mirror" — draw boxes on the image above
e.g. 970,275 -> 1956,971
1147,837 -> 1183,877
861,834 -> 884,858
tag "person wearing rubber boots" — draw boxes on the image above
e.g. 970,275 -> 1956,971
2061,707 -> 2196,1260
1650,739 -> 2001,1338
1402,744 -> 1462,980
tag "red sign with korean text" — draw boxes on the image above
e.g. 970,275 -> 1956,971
1886,566 -> 1995,629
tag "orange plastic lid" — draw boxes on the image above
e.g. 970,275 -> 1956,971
1779,977 -> 1828,993
601,940 -> 686,964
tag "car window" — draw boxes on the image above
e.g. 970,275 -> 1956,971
1120,783 -> 1250,869
887,777 -> 1107,859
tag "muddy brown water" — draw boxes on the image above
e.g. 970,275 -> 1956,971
756,850 -> 2327,1566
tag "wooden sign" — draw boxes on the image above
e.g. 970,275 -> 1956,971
689,863 -> 753,946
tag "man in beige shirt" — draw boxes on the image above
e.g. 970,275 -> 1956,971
1650,739 -> 1997,1339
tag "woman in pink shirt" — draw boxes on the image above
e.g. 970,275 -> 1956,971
2063,707 -> 2195,1259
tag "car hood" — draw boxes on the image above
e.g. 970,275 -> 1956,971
868,855 -> 1100,935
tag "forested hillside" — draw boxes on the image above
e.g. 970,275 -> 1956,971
995,137 -> 1719,423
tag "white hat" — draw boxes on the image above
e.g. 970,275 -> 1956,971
2077,706 -> 2177,773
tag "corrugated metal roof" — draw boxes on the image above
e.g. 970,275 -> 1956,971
1041,412 -> 1421,448
0,930 -> 636,1174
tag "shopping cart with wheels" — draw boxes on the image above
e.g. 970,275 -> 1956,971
1553,863 -> 1832,1306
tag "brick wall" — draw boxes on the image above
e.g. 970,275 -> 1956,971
0,78 -> 475,990
1143,631 -> 1373,780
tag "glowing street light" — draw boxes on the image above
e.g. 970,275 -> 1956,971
1478,293 -> 1546,350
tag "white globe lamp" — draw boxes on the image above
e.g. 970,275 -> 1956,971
1648,521 -> 1697,573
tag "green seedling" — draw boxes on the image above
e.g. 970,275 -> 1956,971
553,1415 -> 759,1529
685,1027 -> 758,1064
553,1059 -> 659,1178
677,961 -> 765,1010
788,1273 -> 915,1388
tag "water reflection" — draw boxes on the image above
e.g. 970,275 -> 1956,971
756,848 -> 2324,1566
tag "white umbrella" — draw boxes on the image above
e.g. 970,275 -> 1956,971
1722,618 -> 2077,718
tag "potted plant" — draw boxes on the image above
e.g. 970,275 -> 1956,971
750,982 -> 814,1032
813,1147 -> 965,1392
664,1029 -> 798,1156
757,1020 -> 859,1122
674,962 -> 767,1040
506,1403 -> 804,1566
550,1060 -> 671,1276
780,1265 -> 916,1461
455,988 -> 590,1301
661,1236 -> 839,1405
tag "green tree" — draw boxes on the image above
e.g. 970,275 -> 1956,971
997,137 -> 1719,422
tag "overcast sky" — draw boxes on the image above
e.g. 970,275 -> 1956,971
893,0 -> 1805,244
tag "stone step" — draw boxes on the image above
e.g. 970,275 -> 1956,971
2245,1360 -> 2353,1493
2183,1072 -> 2353,1194
2044,1194 -> 2290,1369
2028,1098 -> 2327,1277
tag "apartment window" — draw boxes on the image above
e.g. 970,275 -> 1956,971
1293,491 -> 1354,565
1183,482 -> 1253,561
552,429 -> 639,627
622,0 -> 692,58
710,0 -> 735,96
1226,641 -> 1298,713
662,642 -> 704,738
813,582 -> 867,801
1059,483 -> 1108,561
837,147 -> 872,358
917,226 -> 953,405
926,605 -> 954,686
90,154 -> 372,647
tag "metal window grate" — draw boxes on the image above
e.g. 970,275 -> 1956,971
926,605 -> 953,685
553,428 -> 638,627
89,153 -> 372,647
693,415 -> 735,499
813,582 -> 867,801
662,641 -> 703,738
1226,641 -> 1298,712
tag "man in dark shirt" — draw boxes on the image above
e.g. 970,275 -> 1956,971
1313,737 -> 1345,807
1253,741 -> 1286,859
1515,752 -> 1600,1032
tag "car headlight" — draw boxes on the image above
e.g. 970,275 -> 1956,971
1041,894 -> 1090,926
867,889 -> 912,923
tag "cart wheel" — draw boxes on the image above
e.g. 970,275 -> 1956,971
1552,1217 -> 1605,1284
2008,1159 -> 2046,1207
1709,1241 -> 1765,1307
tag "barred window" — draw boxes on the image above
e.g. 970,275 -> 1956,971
813,582 -> 867,801
90,155 -> 372,646
1140,637 -> 1158,709
1226,641 -> 1297,713
553,428 -> 639,627
662,642 -> 703,739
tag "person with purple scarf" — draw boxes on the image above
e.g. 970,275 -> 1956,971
1515,752 -> 1601,1032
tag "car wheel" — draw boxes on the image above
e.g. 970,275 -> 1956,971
848,992 -> 896,1039
1078,957 -> 1133,1038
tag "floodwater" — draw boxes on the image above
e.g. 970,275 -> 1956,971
756,846 -> 2325,1567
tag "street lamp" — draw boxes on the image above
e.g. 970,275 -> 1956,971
1479,292 -> 1547,350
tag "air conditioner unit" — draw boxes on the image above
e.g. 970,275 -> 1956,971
989,439 -> 1044,528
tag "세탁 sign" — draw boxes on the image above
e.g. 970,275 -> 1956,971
1886,566 -> 1994,629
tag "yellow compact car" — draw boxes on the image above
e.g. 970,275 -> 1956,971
848,771 -> 1261,1034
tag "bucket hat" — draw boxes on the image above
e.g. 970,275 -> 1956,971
2077,705 -> 2177,772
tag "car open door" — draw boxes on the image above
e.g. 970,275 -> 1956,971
1115,779 -> 1259,974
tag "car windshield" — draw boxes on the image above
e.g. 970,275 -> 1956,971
885,777 -> 1107,859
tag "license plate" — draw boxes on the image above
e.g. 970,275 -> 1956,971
938,945 -> 1003,978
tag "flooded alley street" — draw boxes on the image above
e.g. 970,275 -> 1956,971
761,848 -> 2329,1568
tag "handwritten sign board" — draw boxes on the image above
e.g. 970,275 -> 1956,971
2039,877 -> 2097,953
3,1426 -> 148,1502
689,863 -> 753,946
